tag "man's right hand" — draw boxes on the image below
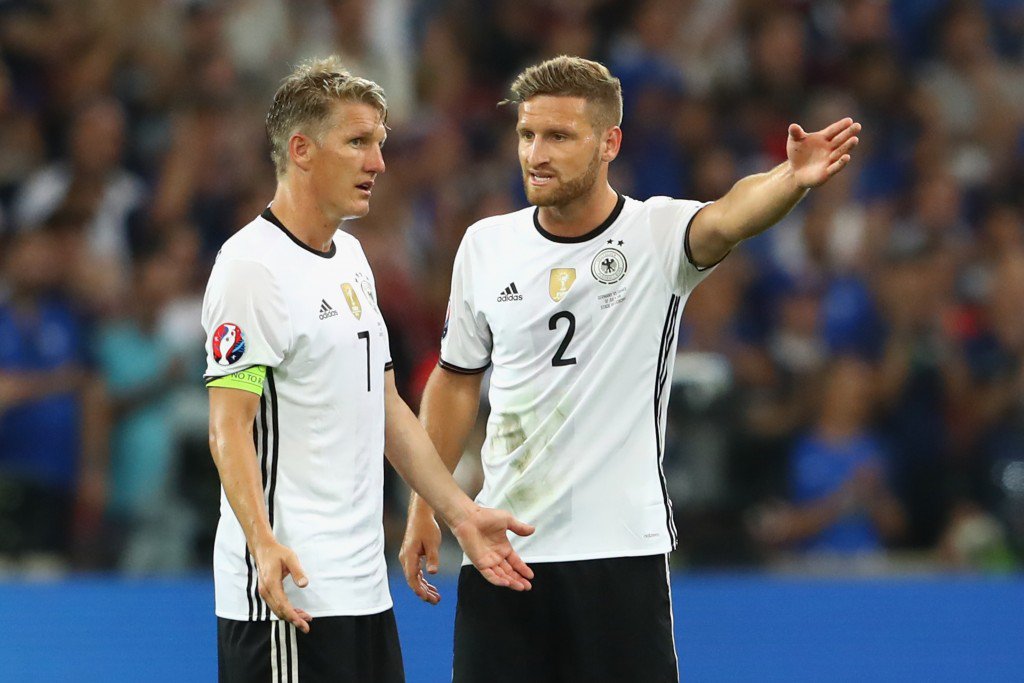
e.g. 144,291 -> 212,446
399,500 -> 443,604
253,539 -> 313,632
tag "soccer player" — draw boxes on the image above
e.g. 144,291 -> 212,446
399,55 -> 860,681
203,57 -> 534,683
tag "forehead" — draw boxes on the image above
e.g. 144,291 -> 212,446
517,95 -> 592,130
327,101 -> 386,135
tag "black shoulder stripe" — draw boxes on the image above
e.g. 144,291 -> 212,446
439,358 -> 491,375
684,203 -> 727,272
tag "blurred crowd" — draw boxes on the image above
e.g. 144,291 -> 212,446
1,0 -> 1023,576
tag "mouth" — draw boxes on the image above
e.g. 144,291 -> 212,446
528,171 -> 555,187
356,181 -> 374,195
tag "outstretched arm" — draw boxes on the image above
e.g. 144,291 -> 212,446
384,370 -> 534,597
688,117 -> 861,267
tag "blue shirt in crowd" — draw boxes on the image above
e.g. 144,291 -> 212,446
790,432 -> 888,554
0,298 -> 85,490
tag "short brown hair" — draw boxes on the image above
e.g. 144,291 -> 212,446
503,55 -> 623,129
266,56 -> 388,177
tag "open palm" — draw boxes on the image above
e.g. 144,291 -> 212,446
451,506 -> 535,591
787,117 -> 861,189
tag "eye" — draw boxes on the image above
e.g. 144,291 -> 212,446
519,130 -> 534,142
552,133 -> 567,142
349,137 -> 365,148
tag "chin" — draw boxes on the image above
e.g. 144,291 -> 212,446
341,201 -> 372,219
525,185 -> 559,207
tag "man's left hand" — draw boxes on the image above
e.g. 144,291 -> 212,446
450,506 -> 536,591
787,117 -> 861,189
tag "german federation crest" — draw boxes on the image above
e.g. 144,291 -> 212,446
356,272 -> 379,313
591,247 -> 627,284
549,268 -> 576,302
341,283 -> 362,319
212,322 -> 245,365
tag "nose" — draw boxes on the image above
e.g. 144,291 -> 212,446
366,145 -> 385,174
523,139 -> 548,167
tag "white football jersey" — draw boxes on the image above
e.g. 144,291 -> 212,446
203,208 -> 393,620
441,194 -> 714,562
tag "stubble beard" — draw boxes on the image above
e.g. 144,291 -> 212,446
524,148 -> 603,208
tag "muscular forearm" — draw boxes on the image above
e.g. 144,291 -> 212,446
210,422 -> 275,552
715,162 -> 807,246
409,367 -> 482,517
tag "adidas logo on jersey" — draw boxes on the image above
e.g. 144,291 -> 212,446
497,282 -> 523,302
319,299 -> 339,320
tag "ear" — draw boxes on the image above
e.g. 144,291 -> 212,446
289,132 -> 316,173
601,126 -> 622,163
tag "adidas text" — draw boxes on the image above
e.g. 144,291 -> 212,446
497,282 -> 522,302
319,299 -> 339,320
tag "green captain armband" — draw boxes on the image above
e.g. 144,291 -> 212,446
205,366 -> 267,395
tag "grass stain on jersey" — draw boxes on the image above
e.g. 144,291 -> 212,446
490,406 -> 571,518
491,412 -> 528,466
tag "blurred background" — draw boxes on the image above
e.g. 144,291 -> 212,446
1,0 -> 1023,680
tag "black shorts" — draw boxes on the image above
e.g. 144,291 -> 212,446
454,554 -> 678,683
217,610 -> 404,683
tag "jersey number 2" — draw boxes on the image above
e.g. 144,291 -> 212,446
548,311 -> 577,366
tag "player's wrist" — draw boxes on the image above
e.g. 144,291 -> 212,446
410,494 -> 438,521
247,526 -> 279,555
409,499 -> 438,528
439,498 -> 477,531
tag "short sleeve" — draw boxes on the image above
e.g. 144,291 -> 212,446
644,197 -> 716,296
438,235 -> 491,373
202,258 -> 291,382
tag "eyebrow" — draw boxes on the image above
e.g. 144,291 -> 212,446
517,124 -> 575,135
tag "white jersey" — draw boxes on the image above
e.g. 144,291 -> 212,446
441,194 -> 713,563
202,209 -> 393,620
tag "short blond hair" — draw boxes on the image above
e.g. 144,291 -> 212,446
503,55 -> 622,130
266,56 -> 388,177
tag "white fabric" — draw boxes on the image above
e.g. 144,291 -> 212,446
441,195 -> 713,562
203,211 -> 393,619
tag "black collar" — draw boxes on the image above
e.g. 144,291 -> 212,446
533,192 -> 625,244
261,207 -> 337,259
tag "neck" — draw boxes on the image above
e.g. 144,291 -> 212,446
536,182 -> 619,238
270,180 -> 339,253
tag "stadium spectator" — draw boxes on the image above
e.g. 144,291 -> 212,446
94,244 -> 195,572
751,356 -> 906,555
12,97 -> 146,275
0,229 -> 106,568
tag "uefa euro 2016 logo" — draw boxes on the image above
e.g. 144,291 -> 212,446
212,322 -> 246,365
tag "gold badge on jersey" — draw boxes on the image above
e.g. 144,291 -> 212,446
549,268 -> 576,302
341,283 -> 362,319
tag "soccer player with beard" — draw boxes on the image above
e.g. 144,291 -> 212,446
399,55 -> 860,681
